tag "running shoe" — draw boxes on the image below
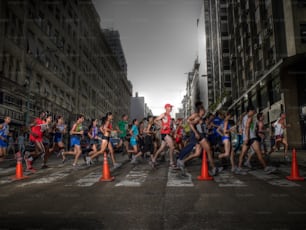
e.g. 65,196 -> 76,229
177,159 -> 185,169
211,167 -> 217,176
244,161 -> 252,169
113,162 -> 121,169
85,156 -> 92,166
217,166 -> 224,173
264,166 -> 277,174
170,163 -> 179,170
72,163 -> 81,169
130,157 -> 137,164
149,160 -> 157,169
212,166 -> 224,176
234,167 -> 248,175
284,155 -> 290,162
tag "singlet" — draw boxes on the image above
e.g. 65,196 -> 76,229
91,126 -> 98,138
131,124 -> 139,139
0,123 -> 9,138
274,119 -> 284,136
74,123 -> 83,135
57,124 -> 65,133
196,120 -> 206,134
220,121 -> 231,135
30,118 -> 44,141
213,116 -> 223,137
118,120 -> 128,138
160,113 -> 171,135
242,114 -> 256,140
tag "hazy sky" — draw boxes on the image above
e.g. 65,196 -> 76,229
93,0 -> 203,115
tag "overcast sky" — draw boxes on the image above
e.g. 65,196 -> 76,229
93,0 -> 203,115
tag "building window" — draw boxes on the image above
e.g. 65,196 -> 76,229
260,86 -> 268,108
37,11 -> 44,28
46,22 -> 52,36
55,7 -> 60,21
300,23 -> 306,43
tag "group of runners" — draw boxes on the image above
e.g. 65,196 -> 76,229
0,101 -> 290,175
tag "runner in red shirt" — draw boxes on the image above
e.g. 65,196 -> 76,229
151,104 -> 176,169
24,111 -> 48,171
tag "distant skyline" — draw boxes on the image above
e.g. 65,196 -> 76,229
93,0 -> 203,115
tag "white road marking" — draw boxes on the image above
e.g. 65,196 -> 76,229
115,165 -> 150,187
17,169 -> 72,187
166,169 -> 194,187
248,170 -> 300,187
0,168 -> 15,175
71,171 -> 101,187
214,172 -> 247,187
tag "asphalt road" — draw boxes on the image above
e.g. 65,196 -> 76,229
1,153 -> 306,230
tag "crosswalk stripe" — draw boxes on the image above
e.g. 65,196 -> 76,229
115,165 -> 150,187
248,170 -> 300,187
69,171 -> 101,187
0,168 -> 15,175
166,169 -> 194,187
214,172 -> 247,187
17,168 -> 72,187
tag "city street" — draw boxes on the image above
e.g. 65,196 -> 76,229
1,152 -> 306,230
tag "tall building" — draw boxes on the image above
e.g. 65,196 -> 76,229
0,0 -> 132,130
197,0 -> 231,110
226,0 -> 306,148
102,29 -> 127,75
130,92 -> 152,122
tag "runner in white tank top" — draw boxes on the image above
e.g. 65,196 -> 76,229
269,112 -> 290,162
236,105 -> 276,175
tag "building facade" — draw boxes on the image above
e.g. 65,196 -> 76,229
130,92 -> 153,122
102,29 -> 127,76
225,0 -> 306,148
197,0 -> 231,111
0,0 -> 132,130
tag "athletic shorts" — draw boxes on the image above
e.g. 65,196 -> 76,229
161,134 -> 171,141
197,133 -> 207,143
0,139 -> 8,148
274,135 -> 284,140
130,137 -> 137,147
245,137 -> 260,147
54,134 -> 63,143
222,135 -> 231,142
70,136 -> 81,147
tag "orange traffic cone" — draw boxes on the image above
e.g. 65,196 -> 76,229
100,152 -> 115,182
286,148 -> 304,181
12,157 -> 29,180
197,150 -> 213,181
